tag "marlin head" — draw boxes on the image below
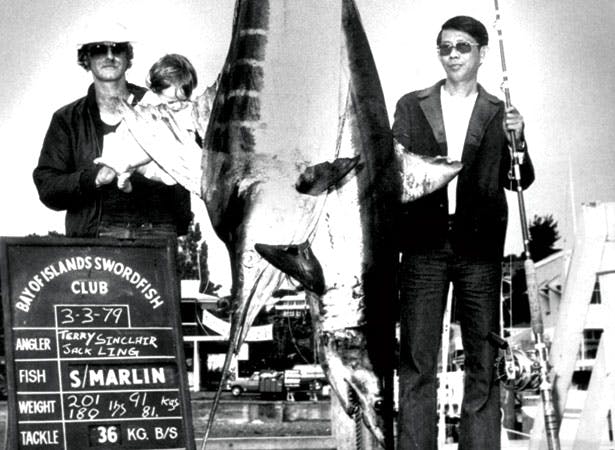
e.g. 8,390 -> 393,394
256,242 -> 388,448
318,322 -> 387,448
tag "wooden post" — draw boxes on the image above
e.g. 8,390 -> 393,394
572,271 -> 614,449
530,202 -> 615,449
438,286 -> 453,447
193,339 -> 202,392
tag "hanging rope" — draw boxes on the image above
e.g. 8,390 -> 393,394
348,385 -> 364,450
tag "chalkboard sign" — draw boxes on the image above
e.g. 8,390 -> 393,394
0,237 -> 195,450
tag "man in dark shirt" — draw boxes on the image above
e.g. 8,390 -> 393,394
33,21 -> 191,239
392,16 -> 534,450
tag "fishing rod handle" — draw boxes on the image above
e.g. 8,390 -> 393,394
524,259 -> 544,335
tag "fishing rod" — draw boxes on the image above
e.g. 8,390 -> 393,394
492,2 -> 561,449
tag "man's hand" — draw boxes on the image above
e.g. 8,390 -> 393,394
94,165 -> 116,188
503,105 -> 525,146
94,155 -> 132,175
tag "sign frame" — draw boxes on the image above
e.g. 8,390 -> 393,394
0,236 -> 196,450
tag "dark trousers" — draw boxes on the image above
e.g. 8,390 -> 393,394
397,243 -> 502,450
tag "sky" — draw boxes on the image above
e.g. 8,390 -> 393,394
1,0 -> 614,292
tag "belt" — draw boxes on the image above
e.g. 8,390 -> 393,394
98,222 -> 177,239
100,221 -> 176,231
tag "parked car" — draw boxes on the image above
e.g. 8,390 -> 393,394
226,370 -> 281,397
291,364 -> 327,391
225,366 -> 328,399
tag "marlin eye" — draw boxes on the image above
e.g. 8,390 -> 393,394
242,249 -> 258,268
373,399 -> 384,412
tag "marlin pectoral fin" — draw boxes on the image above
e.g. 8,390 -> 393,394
254,242 -> 326,295
296,156 -> 361,195
394,140 -> 463,202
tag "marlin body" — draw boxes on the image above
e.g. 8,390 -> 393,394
115,1 -> 461,447
254,2 -> 403,446
239,1 -> 460,448
196,1 -> 359,446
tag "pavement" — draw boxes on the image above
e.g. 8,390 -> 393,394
2,398 -> 613,450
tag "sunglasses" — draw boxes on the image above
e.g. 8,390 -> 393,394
86,42 -> 129,58
438,41 -> 480,56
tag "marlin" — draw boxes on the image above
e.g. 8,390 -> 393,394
253,1 -> 462,447
116,1 -> 461,448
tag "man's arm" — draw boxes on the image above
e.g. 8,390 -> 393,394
33,113 -> 111,210
392,95 -> 413,151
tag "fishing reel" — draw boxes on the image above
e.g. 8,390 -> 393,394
489,332 -> 541,392
495,346 -> 541,392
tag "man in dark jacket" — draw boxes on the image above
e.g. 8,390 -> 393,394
392,16 -> 534,450
33,22 -> 191,239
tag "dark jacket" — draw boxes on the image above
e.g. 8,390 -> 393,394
392,80 -> 535,259
33,83 -> 192,237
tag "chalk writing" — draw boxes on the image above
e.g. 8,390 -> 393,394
15,256 -> 165,313
2,238 -> 194,449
